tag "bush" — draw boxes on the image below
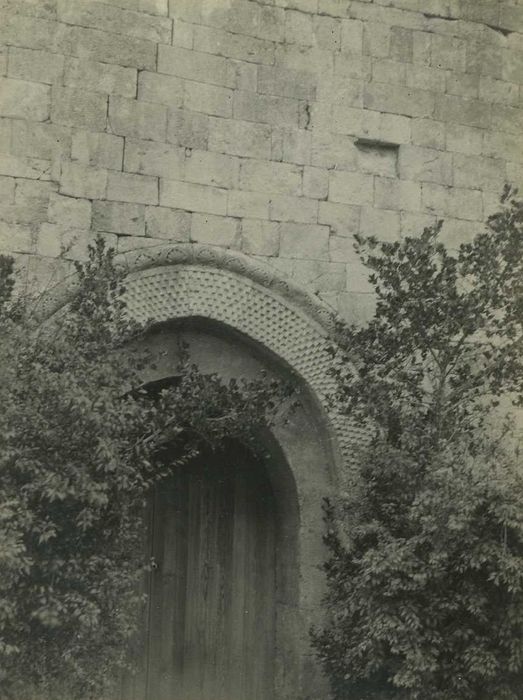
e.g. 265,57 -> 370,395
312,188 -> 523,700
0,239 -> 289,699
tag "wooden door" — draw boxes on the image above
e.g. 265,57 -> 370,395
122,443 -> 276,700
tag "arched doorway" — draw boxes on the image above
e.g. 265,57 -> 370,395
42,245 -> 347,698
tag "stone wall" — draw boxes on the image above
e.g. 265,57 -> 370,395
1,0 -> 523,322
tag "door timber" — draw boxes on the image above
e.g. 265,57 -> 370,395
122,442 -> 276,700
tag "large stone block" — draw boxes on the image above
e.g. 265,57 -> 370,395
0,14 -> 62,52
191,213 -> 239,247
292,259 -> 346,293
193,24 -> 275,65
374,176 -> 422,211
411,118 -> 446,150
107,171 -> 158,205
71,132 -> 124,171
48,193 -> 92,229
167,109 -> 209,149
328,171 -> 374,206
8,47 -> 64,85
64,58 -> 137,98
184,150 -> 240,190
145,206 -> 191,240
363,22 -> 390,58
138,72 -> 184,109
360,206 -> 401,240
0,155 -> 52,180
160,179 -> 227,215
241,219 -> 280,256
92,201 -> 145,236
483,131 -> 523,164
340,19 -> 364,54
479,77 -> 519,106
0,78 -> 50,121
227,190 -> 271,219
398,146 -> 453,186
446,123 -> 483,155
158,46 -> 234,88
61,26 -> 156,70
285,9 -> 313,46
184,81 -> 234,119
51,86 -> 107,131
453,153 -> 506,192
434,95 -> 491,129
124,139 -> 185,179
491,104 -> 523,136
208,117 -> 272,160
269,195 -> 318,224
502,48 -> 523,84
0,222 -> 34,254
313,15 -> 341,51
318,201 -> 360,237
311,131 -> 359,170
430,34 -> 466,72
239,160 -> 303,196
60,162 -> 107,199
258,65 -> 317,101
303,166 -> 329,200
37,225 -> 117,260
279,223 -> 330,260
108,96 -> 167,141
11,121 -> 71,161
57,0 -> 172,43
364,83 -> 435,118
233,90 -> 300,128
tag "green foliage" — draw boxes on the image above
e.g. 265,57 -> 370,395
0,238 -> 290,699
313,187 -> 523,700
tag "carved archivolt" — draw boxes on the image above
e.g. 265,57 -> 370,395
38,244 -> 367,468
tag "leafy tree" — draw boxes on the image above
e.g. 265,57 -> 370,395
312,187 -> 523,700
0,238 -> 290,699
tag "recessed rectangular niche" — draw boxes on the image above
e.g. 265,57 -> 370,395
355,138 -> 399,178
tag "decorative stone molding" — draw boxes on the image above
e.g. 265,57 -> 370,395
38,244 -> 368,469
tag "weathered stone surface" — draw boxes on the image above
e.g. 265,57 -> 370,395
138,72 -> 184,109
191,213 -> 239,247
48,193 -> 92,229
374,177 -> 421,211
208,117 -> 272,159
109,97 -> 167,141
240,160 -> 303,196
57,0 -> 172,43
145,206 -> 191,240
65,58 -> 137,98
318,201 -> 360,237
107,171 -> 158,205
124,139 -> 185,179
0,78 -> 50,121
241,219 -> 280,256
167,109 -> 209,149
328,171 -> 374,206
398,145 -> 453,186
269,195 -> 318,224
184,150 -> 240,190
8,47 -> 64,84
71,132 -> 123,170
158,46 -> 234,88
60,162 -> 107,199
60,26 -> 157,70
185,81 -> 234,119
51,86 -> 107,130
11,121 -> 71,161
160,179 -> 227,215
92,201 -> 145,236
227,190 -> 271,219
279,223 -> 330,260
0,155 -> 52,180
